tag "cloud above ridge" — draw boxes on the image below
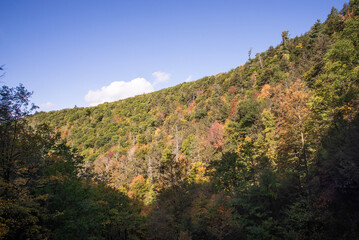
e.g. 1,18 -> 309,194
152,71 -> 170,85
85,78 -> 154,106
185,75 -> 193,82
39,102 -> 54,111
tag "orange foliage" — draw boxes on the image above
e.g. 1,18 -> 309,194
272,79 -> 312,166
61,128 -> 69,139
130,174 -> 146,185
259,84 -> 272,99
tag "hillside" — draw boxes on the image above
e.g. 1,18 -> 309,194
3,1 -> 358,239
32,2 -> 358,188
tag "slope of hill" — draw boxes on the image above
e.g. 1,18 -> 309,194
22,1 -> 359,238
33,2 -> 358,187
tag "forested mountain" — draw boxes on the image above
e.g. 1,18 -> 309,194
2,1 -> 359,239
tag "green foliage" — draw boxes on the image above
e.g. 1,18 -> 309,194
181,134 -> 195,158
18,2 -> 359,238
211,152 -> 253,193
236,98 -> 261,131
324,7 -> 344,35
0,83 -> 146,239
193,108 -> 208,120
129,174 -> 150,201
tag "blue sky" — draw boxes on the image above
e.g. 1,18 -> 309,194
1,0 -> 348,111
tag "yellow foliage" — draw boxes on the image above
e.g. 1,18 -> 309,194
282,53 -> 290,62
188,161 -> 209,184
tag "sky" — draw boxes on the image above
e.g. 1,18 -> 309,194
0,0 -> 348,111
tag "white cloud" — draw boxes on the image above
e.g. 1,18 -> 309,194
85,78 -> 154,106
39,102 -> 54,111
152,71 -> 170,85
185,75 -> 193,82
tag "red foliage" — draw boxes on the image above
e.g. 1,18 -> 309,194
106,151 -> 114,159
208,121 -> 224,151
188,100 -> 196,113
207,193 -> 234,239
228,86 -> 237,94
228,96 -> 238,117
253,90 -> 260,99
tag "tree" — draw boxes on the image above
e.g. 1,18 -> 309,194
0,84 -> 51,238
271,80 -> 313,188
316,116 -> 359,238
129,174 -> 149,201
281,30 -> 289,47
0,83 -> 147,239
211,150 -> 254,193
208,121 -> 224,151
254,108 -> 278,166
187,161 -> 209,184
324,7 -> 344,35
159,148 -> 184,189
0,84 -> 37,184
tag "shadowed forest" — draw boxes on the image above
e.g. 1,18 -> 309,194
1,1 -> 359,239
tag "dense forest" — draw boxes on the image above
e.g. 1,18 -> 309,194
1,1 -> 359,239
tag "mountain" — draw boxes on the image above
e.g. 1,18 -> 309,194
3,1 -> 358,239
32,1 -> 358,189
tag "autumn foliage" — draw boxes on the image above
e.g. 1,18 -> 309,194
6,2 -> 359,239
